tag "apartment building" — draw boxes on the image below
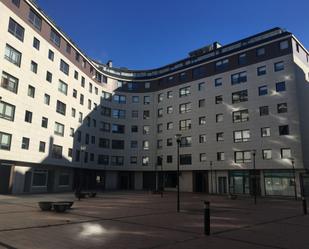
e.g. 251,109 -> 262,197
1,0 -> 309,197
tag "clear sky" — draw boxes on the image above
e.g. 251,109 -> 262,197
36,0 -> 309,70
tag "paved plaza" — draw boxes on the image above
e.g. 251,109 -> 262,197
0,191 -> 308,249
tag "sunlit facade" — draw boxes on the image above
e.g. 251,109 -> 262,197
1,0 -> 309,197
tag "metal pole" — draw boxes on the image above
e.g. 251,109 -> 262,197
177,140 -> 180,212
292,160 -> 297,200
210,161 -> 213,194
204,201 -> 210,235
302,197 -> 307,215
253,151 -> 257,205
161,163 -> 164,198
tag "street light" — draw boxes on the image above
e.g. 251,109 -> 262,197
289,158 -> 297,200
175,134 -> 181,212
210,161 -> 213,194
252,150 -> 257,205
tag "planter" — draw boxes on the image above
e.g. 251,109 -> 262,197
53,203 -> 68,213
38,201 -> 53,211
90,192 -> 97,198
55,201 -> 74,209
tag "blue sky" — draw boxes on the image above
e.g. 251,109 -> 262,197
37,0 -> 309,70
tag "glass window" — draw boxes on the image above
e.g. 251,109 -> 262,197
58,80 -> 68,95
56,100 -> 66,115
217,152 -> 225,161
235,151 -> 252,163
179,102 -> 192,113
216,132 -> 224,141
144,96 -> 150,105
167,106 -> 173,114
200,153 -> 207,162
60,59 -> 69,75
261,127 -> 271,137
215,95 -> 223,104
231,71 -> 247,85
30,61 -> 38,73
180,136 -> 192,147
44,94 -> 50,105
179,86 -> 190,97
54,122 -> 65,136
4,44 -> 22,67
215,59 -> 229,71
232,90 -> 248,103
259,85 -> 268,96
234,130 -> 250,143
0,132 -> 12,150
281,148 -> 291,159
277,103 -> 288,113
48,50 -> 54,61
0,101 -> 15,121
276,82 -> 286,92
158,93 -> 164,103
144,82 -> 150,89
142,156 -> 149,166
216,113 -> 223,123
50,29 -> 61,47
198,82 -> 205,91
199,116 -> 206,125
260,106 -> 269,116
12,0 -> 20,7
32,170 -> 48,186
199,99 -> 205,107
167,91 -> 173,98
39,141 -> 46,152
256,47 -> 265,56
21,137 -> 30,150
257,66 -> 266,76
279,125 -> 289,136
29,9 -> 42,30
180,119 -> 192,130
232,109 -> 249,123
215,78 -> 222,87
238,53 -> 246,65
8,18 -> 24,41
52,144 -> 63,159
279,40 -> 289,50
24,110 -> 32,123
33,37 -> 40,50
28,85 -> 35,98
262,149 -> 272,160
132,96 -> 139,103
1,71 -> 19,93
180,154 -> 192,165
199,134 -> 206,143
46,71 -> 52,83
274,61 -> 284,72
41,117 -> 48,128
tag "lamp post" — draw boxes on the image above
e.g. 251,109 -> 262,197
290,158 -> 297,200
78,145 -> 86,199
210,161 -> 213,194
252,150 -> 257,205
175,134 -> 181,212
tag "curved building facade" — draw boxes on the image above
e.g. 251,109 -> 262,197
1,0 -> 309,197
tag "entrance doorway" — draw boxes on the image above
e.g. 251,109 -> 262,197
194,171 -> 208,193
218,176 -> 227,194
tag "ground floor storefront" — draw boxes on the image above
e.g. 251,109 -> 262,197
1,161 -> 309,197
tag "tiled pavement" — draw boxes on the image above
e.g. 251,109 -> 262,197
0,192 -> 308,249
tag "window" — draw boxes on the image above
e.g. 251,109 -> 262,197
259,85 -> 268,96
132,96 -> 139,103
167,106 -> 173,114
257,66 -> 266,76
46,71 -> 52,83
48,50 -> 54,61
259,106 -> 269,116
131,125 -> 138,133
29,9 -> 42,30
192,66 -> 206,79
238,53 -> 246,65
158,93 -> 164,103
33,37 -> 40,50
179,119 -> 191,130
30,61 -> 38,73
143,126 -> 150,135
28,85 -> 35,98
52,144 -> 62,159
132,110 -> 138,118
56,100 -> 66,115
39,141 -> 46,153
279,125 -> 289,135
24,110 -> 32,123
180,136 -> 192,147
179,102 -> 192,113
88,99 -> 92,110
180,72 -> 187,82
216,113 -> 223,123
58,80 -> 68,95
167,138 -> 173,146
200,153 -> 207,162
75,52 -> 80,62
60,60 -> 69,75
198,82 -> 205,91
74,70 -> 78,80
113,95 -> 126,104
167,155 -> 173,163
12,0 -> 20,7
99,138 -> 110,148
281,148 -> 291,159
179,86 -> 190,97
59,173 -> 70,185
280,40 -> 289,50
277,103 -> 288,113
232,90 -> 248,103
111,140 -> 125,150
41,117 -> 48,128
98,155 -> 109,165
4,45 -> 22,67
0,132 -> 12,150
180,154 -> 192,165
274,61 -> 284,72
101,107 -> 111,117
215,95 -> 223,104
8,18 -> 24,41
256,47 -> 265,56
261,127 -> 271,137
144,96 -> 150,105
215,78 -> 222,87
231,71 -> 247,85
81,77 -> 85,88
70,128 -> 74,137
71,108 -> 76,118
112,124 -> 125,134
21,137 -> 30,150
216,132 -> 224,141
215,59 -> 229,71
143,140 -> 149,150
0,101 -> 15,121
232,109 -> 249,123
262,149 -> 272,160
234,130 -> 250,142
1,71 -> 19,93
143,110 -> 150,120
50,29 -> 61,47
157,124 -> 163,133
199,134 -> 206,143
112,109 -> 126,119
199,99 -> 205,108
145,82 -> 150,89
142,156 -> 149,166
80,94 -> 84,105
131,140 -> 138,148
130,156 -> 137,164
101,122 -> 110,132
199,116 -> 206,125
32,170 -> 48,187
276,82 -> 286,92
235,151 -> 252,163
54,122 -> 64,136
167,91 -> 173,98
217,152 -> 225,161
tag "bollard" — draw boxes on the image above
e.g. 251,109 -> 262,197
302,197 -> 307,215
204,201 -> 210,235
